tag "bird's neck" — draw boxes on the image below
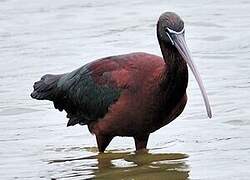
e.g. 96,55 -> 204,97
159,40 -> 184,70
158,40 -> 188,105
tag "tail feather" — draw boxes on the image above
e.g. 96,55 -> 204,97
31,74 -> 62,100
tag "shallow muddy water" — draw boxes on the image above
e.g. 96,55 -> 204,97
1,0 -> 250,179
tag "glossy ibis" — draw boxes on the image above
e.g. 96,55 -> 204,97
31,12 -> 212,152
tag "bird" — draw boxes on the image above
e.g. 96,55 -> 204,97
31,12 -> 212,152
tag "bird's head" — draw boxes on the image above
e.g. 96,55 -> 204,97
157,12 -> 184,45
157,12 -> 212,118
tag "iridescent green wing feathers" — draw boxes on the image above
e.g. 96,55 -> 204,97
54,59 -> 123,126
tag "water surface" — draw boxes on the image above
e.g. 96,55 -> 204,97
1,0 -> 250,179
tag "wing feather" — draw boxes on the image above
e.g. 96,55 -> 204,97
54,58 -> 129,125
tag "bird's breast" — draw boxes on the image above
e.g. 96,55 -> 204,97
88,53 -> 188,136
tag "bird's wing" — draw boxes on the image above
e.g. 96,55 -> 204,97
54,56 -> 132,126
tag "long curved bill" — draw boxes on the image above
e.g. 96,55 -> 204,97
171,31 -> 212,118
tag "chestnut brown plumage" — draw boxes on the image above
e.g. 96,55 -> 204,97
31,12 -> 212,152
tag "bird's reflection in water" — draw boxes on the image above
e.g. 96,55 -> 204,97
93,150 -> 189,180
49,148 -> 189,180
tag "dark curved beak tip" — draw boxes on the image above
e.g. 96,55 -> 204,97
208,111 -> 212,119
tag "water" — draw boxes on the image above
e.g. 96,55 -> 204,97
1,0 -> 250,179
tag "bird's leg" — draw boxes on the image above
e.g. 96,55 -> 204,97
95,135 -> 113,153
134,134 -> 150,151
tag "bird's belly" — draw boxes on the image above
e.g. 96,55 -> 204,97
89,93 -> 187,137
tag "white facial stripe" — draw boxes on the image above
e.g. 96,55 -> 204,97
166,33 -> 174,45
167,27 -> 185,35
